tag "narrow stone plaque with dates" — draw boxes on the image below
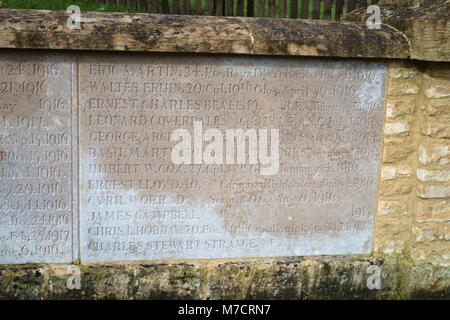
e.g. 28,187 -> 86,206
0,52 -> 78,264
79,53 -> 385,262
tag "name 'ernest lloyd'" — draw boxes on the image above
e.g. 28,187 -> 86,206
170,121 -> 280,176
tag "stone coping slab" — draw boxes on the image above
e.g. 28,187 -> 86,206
0,9 -> 410,59
0,257 -> 448,299
343,0 -> 450,62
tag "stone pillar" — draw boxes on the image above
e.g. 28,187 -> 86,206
375,62 -> 421,256
413,64 -> 450,265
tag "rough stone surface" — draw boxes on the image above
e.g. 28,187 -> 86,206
0,10 -> 410,59
374,60 -> 450,268
344,0 -> 450,62
0,258 -> 448,299
412,61 -> 450,265
374,61 -> 420,256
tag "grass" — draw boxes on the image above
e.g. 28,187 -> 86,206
1,0 -> 375,19
1,0 -> 145,12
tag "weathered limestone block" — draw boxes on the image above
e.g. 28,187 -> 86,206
0,10 -> 409,59
387,82 -> 421,96
381,166 -> 411,181
4,258 -> 438,299
344,0 -> 450,61
417,184 -> 450,198
414,199 -> 449,222
421,116 -> 450,139
417,168 -> 450,182
384,121 -> 411,135
386,99 -> 416,119
383,145 -> 415,163
425,86 -> 450,99
412,241 -> 450,263
409,264 -> 450,298
378,200 -> 408,216
419,144 -> 450,166
413,222 -> 450,242
421,100 -> 450,116
0,266 -> 50,299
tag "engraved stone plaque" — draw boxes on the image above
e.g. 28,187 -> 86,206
0,51 -> 78,264
79,53 -> 386,262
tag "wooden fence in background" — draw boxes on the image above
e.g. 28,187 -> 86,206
89,0 -> 377,20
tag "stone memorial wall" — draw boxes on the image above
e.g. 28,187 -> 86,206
0,5 -> 448,299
